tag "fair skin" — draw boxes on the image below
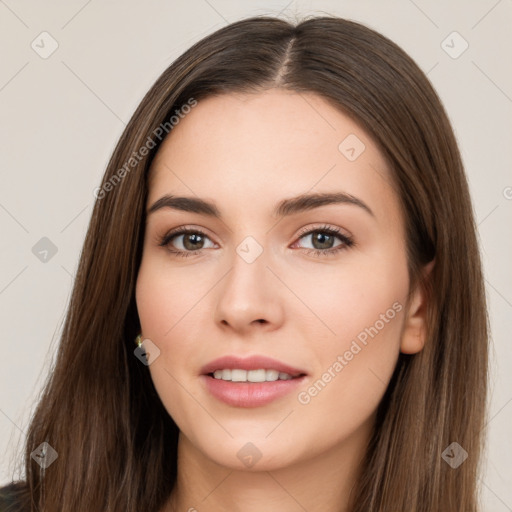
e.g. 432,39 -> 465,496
135,89 -> 430,512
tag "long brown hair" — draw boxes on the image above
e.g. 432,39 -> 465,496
9,14 -> 488,511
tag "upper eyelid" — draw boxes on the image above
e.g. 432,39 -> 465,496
295,224 -> 351,238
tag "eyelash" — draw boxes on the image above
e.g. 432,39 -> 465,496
157,224 -> 354,259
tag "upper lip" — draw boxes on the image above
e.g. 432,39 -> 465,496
200,355 -> 307,377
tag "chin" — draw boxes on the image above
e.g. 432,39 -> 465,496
189,433 -> 302,472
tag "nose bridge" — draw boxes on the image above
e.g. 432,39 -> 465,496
213,231 -> 283,329
224,234 -> 271,301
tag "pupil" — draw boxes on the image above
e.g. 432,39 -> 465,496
313,232 -> 333,250
184,233 -> 203,250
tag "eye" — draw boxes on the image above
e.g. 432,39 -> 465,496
158,227 -> 216,258
292,224 -> 354,257
157,224 -> 354,258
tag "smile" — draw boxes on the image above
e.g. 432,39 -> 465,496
211,368 -> 294,382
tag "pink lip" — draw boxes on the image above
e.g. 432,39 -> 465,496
199,355 -> 308,408
200,355 -> 307,377
200,375 -> 307,407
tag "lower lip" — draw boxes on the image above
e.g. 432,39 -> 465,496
201,374 -> 307,407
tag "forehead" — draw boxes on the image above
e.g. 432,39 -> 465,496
147,89 -> 399,224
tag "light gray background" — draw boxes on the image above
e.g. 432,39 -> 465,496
0,0 -> 510,509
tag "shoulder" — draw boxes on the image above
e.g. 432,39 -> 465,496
0,482 -> 29,512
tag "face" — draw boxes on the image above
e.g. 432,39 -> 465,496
135,89 -> 425,471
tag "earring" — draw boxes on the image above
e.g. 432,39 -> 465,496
135,334 -> 143,347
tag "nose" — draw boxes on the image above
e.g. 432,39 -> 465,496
213,242 -> 285,335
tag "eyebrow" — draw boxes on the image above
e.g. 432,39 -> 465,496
147,191 -> 374,219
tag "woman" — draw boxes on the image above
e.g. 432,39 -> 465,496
0,14 -> 488,512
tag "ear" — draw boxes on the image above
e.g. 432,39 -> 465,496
400,260 -> 435,354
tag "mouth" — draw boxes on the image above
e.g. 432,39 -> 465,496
200,355 -> 308,408
207,368 -> 305,382
200,354 -> 307,378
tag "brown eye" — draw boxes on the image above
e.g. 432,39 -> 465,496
159,228 -> 216,257
301,231 -> 340,250
293,225 -> 354,257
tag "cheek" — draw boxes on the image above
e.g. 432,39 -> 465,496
286,246 -> 409,356
292,249 -> 408,434
135,257 -> 216,427
135,255 -> 210,340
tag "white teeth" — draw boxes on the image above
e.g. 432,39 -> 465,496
247,369 -> 266,382
231,369 -> 247,382
265,369 -> 279,381
212,369 -> 295,382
